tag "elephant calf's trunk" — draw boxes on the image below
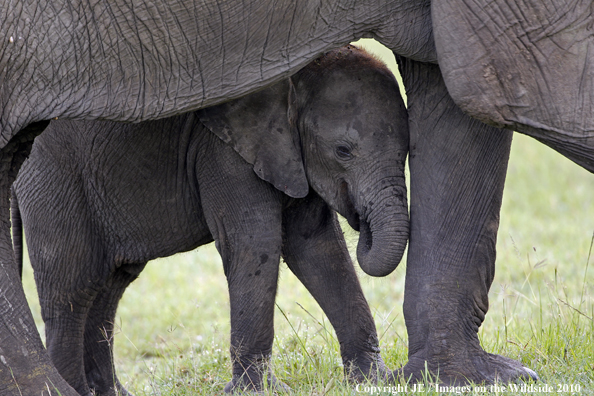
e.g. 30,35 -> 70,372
356,193 -> 409,277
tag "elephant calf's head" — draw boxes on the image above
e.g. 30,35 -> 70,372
199,45 -> 409,277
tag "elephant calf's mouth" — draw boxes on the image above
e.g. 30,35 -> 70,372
358,220 -> 373,253
339,180 -> 360,231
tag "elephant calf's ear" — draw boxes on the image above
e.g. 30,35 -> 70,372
198,81 -> 309,198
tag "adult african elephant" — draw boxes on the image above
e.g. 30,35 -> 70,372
0,0 -> 590,394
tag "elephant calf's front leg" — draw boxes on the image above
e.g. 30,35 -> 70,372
223,236 -> 283,393
198,147 -> 288,393
281,194 -> 389,383
213,221 -> 288,394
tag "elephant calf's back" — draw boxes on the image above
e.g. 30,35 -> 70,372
15,117 -> 214,267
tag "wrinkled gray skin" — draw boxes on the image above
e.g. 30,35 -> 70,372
12,47 -> 409,396
0,0 -> 591,393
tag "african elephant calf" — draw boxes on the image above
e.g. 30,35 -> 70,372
13,46 -> 409,396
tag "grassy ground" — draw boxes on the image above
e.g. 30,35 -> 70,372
21,41 -> 594,395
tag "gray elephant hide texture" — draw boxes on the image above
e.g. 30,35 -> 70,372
1,0 -> 592,393
12,46 -> 409,396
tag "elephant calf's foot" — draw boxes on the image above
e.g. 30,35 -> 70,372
394,350 -> 538,386
344,351 -> 392,384
224,376 -> 289,395
87,370 -> 133,396
224,355 -> 289,394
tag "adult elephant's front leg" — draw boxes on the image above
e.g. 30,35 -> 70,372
281,194 -> 388,383
396,56 -> 537,384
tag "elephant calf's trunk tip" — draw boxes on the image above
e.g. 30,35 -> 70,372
356,220 -> 407,277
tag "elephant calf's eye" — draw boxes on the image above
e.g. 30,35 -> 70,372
335,145 -> 353,160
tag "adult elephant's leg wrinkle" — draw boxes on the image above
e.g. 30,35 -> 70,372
395,56 -> 538,385
0,124 -> 79,395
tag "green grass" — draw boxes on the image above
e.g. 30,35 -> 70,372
21,41 -> 594,394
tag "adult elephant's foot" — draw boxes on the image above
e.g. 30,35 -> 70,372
223,354 -> 289,394
395,348 -> 538,385
396,280 -> 539,387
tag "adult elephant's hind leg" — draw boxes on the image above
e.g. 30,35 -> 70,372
396,56 -> 538,385
83,263 -> 146,396
281,194 -> 389,383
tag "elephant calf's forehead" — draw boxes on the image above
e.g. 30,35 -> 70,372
309,71 -> 401,122
301,46 -> 401,106
305,45 -> 392,77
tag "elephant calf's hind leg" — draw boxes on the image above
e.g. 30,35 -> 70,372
84,263 -> 146,396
